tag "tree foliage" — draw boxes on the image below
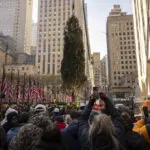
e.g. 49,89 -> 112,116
61,15 -> 86,93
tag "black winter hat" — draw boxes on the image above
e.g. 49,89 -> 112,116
7,112 -> 18,122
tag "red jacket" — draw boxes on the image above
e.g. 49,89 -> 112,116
56,121 -> 66,130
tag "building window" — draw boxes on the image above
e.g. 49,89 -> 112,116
53,64 -> 55,74
22,67 -> 24,70
48,54 -> 50,63
38,56 -> 40,63
43,55 -> 46,73
48,64 -> 50,73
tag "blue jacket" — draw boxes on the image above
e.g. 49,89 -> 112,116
7,125 -> 22,146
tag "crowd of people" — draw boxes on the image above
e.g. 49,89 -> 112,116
0,93 -> 150,150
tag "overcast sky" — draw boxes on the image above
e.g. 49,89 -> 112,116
32,0 -> 132,58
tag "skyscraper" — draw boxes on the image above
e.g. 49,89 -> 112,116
107,5 -> 137,98
31,22 -> 38,55
92,52 -> 101,87
0,0 -> 33,54
36,0 -> 90,76
132,0 -> 150,97
100,55 -> 108,92
32,23 -> 38,47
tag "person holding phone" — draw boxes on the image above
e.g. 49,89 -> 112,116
133,100 -> 150,144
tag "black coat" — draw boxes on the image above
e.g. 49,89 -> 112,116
33,140 -> 66,150
78,98 -> 126,150
62,119 -> 81,150
91,134 -> 117,150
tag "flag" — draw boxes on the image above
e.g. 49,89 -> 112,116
22,73 -> 26,100
33,87 -> 41,98
29,78 -> 36,100
28,75 -> 32,101
1,65 -> 7,98
9,71 -> 14,99
16,70 -> 21,100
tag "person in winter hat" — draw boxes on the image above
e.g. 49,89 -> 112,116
1,108 -> 18,126
29,115 -> 66,150
9,123 -> 43,150
7,112 -> 30,146
55,116 -> 66,130
3,111 -> 18,133
34,104 -> 47,114
133,100 -> 150,144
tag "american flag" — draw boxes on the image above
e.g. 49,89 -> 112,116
29,79 -> 41,100
1,65 -> 7,97
8,71 -> 14,99
22,73 -> 27,101
16,70 -> 21,100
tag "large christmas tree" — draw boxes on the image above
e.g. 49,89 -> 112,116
61,15 -> 86,101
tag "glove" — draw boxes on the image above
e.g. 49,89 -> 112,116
89,94 -> 98,104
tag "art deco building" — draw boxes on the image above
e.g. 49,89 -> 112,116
36,0 -> 91,77
107,5 -> 137,98
92,52 -> 101,87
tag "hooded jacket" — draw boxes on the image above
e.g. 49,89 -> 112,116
133,119 -> 150,144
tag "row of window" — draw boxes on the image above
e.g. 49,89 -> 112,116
114,71 -> 134,75
7,67 -> 29,72
112,32 -> 134,37
121,55 -> 136,59
120,36 -> 134,40
120,41 -> 135,45
120,46 -> 135,50
121,60 -> 136,64
120,51 -> 135,54
121,65 -> 136,69
39,32 -> 62,38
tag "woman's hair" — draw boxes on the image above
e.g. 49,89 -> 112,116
29,114 -> 61,142
9,124 -> 43,150
89,113 -> 119,150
